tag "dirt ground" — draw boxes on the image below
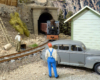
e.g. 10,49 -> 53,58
0,53 -> 100,80
2,17 -> 98,80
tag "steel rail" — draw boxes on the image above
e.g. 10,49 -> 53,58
0,48 -> 44,63
0,40 -> 49,63
0,40 -> 49,59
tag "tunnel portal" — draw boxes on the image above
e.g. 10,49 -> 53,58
38,12 -> 53,34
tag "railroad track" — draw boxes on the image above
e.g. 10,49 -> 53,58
0,40 -> 49,63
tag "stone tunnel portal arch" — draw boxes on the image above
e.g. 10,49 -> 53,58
38,12 -> 53,34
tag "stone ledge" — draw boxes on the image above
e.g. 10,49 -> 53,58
30,6 -> 58,10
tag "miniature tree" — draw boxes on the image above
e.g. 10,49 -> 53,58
58,10 -> 65,33
9,12 -> 30,37
66,11 -> 73,35
58,10 -> 73,35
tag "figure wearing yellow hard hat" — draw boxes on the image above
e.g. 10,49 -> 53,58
45,43 -> 59,78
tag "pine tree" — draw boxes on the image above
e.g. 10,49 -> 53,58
66,11 -> 73,35
58,10 -> 65,33
58,10 -> 73,35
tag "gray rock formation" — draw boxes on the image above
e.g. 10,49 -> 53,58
0,4 -> 16,18
52,0 -> 100,17
16,3 -> 33,33
35,0 -> 47,6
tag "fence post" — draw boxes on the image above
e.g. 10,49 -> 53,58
7,0 -> 8,5
11,0 -> 12,6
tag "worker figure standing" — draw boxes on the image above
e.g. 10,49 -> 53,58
15,32 -> 22,52
45,43 -> 59,78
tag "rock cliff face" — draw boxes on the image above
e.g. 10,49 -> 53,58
52,0 -> 100,17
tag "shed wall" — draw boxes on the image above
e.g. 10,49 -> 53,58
72,9 -> 100,50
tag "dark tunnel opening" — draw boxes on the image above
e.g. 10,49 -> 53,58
38,12 -> 53,34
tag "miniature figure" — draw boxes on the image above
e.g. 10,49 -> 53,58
45,43 -> 59,78
15,32 -> 22,52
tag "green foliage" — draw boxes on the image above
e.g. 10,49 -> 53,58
30,43 -> 38,48
9,12 -> 30,37
63,0 -> 66,3
58,10 -> 73,35
66,11 -> 73,35
58,10 -> 65,32
66,11 -> 73,19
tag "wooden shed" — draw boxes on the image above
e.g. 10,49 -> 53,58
64,6 -> 100,50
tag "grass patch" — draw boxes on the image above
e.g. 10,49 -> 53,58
29,43 -> 38,48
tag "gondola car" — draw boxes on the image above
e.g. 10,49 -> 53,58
40,23 -> 47,34
46,21 -> 59,40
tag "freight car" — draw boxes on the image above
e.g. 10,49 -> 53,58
40,23 -> 47,34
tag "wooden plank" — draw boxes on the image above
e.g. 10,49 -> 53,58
4,0 -> 6,4
11,2 -> 17,6
0,21 -> 9,43
8,0 -> 11,5
11,0 -> 12,6
7,0 -> 9,5
0,0 -> 17,6
73,15 -> 100,50
0,0 -> 5,4
74,20 -> 100,24
0,18 -> 12,44
74,14 -> 100,20
73,24 -> 100,50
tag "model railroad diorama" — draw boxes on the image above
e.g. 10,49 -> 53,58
1,0 -> 100,80
0,18 -> 59,63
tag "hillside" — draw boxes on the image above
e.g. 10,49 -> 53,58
51,0 -> 100,17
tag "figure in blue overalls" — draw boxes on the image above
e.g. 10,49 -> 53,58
45,43 -> 59,78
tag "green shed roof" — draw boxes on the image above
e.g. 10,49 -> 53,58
64,6 -> 100,23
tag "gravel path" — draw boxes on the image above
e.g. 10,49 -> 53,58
0,53 -> 100,80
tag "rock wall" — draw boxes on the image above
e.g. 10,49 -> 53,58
0,4 -> 16,18
52,0 -> 100,17
17,4 -> 33,33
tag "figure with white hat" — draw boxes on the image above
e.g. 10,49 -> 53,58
15,32 -> 22,52
45,43 -> 59,78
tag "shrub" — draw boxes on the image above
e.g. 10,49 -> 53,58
58,10 -> 73,35
30,43 -> 38,48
